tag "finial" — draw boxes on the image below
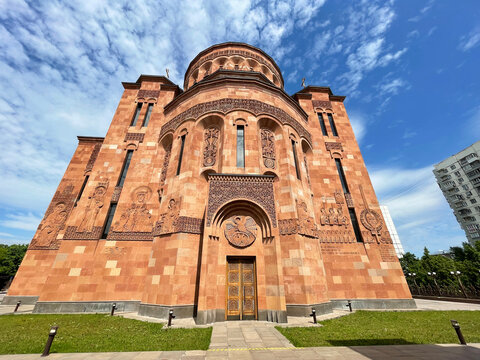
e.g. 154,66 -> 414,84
166,69 -> 170,79
301,78 -> 306,88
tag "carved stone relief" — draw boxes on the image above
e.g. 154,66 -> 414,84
206,174 -> 277,227
85,143 -> 101,174
318,229 -> 356,243
320,204 -> 348,227
296,200 -> 318,238
278,219 -> 299,235
124,133 -> 145,143
304,155 -> 311,187
154,198 -> 180,235
325,141 -> 343,158
260,128 -> 275,169
30,184 -> 76,249
160,99 -> 311,143
224,215 -> 257,248
203,127 -> 220,167
359,185 -> 384,244
137,89 -> 160,99
312,100 -> 332,109
112,186 -> 153,233
78,180 -> 109,233
160,143 -> 172,186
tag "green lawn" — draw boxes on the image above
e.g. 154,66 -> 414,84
0,314 -> 212,354
276,311 -> 480,347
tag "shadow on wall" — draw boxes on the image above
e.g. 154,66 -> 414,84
347,344 -> 480,360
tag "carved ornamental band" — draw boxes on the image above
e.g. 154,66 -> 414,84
160,99 -> 311,143
206,174 -> 277,227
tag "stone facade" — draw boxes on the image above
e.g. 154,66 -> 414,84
5,43 -> 413,322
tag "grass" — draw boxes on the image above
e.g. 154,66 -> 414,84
276,310 -> 480,347
0,314 -> 212,354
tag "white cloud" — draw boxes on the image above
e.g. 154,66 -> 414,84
458,27 -> 480,52
348,112 -> 367,144
378,77 -> 408,95
370,165 -> 466,255
0,212 -> 43,231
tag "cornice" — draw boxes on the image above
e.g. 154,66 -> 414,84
77,136 -> 104,143
164,69 -> 308,122
292,86 -> 346,102
122,74 -> 182,96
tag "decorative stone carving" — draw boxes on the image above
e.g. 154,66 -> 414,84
296,200 -> 318,238
304,156 -> 311,186
187,49 -> 281,87
279,219 -> 298,235
325,141 -> 343,158
318,229 -> 356,243
203,127 -> 220,167
113,186 -> 153,232
111,186 -> 122,202
175,216 -> 203,234
206,174 -> 277,227
137,89 -> 160,99
359,185 -> 384,244
160,143 -> 172,186
224,215 -> 257,248
78,181 -> 109,233
154,198 -> 180,235
320,202 -> 348,227
160,99 -> 311,143
334,190 -> 344,204
30,184 -> 76,249
64,226 -> 102,240
344,193 -> 354,208
85,143 -> 101,174
124,133 -> 145,143
260,128 -> 275,169
312,100 -> 332,109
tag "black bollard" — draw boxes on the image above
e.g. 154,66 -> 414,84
41,326 -> 58,357
346,300 -> 352,312
168,309 -> 175,327
14,301 -> 21,312
110,303 -> 116,316
450,320 -> 467,345
310,308 -> 317,324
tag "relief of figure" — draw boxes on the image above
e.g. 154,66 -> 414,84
115,186 -> 153,232
337,206 -> 349,227
329,207 -> 338,225
157,198 -> 180,235
35,203 -> 67,247
78,183 -> 108,232
296,200 -> 317,237
320,208 -> 329,226
224,215 -> 257,248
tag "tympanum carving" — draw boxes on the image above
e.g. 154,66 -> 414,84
260,128 -> 275,169
224,215 -> 257,248
203,127 -> 220,167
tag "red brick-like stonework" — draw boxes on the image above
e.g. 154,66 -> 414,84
7,43 -> 411,320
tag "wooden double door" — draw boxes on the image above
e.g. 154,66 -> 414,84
226,257 -> 257,320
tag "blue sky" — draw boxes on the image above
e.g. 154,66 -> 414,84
0,0 -> 479,255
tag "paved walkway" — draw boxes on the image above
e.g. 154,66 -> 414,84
414,298 -> 480,311
0,344 -> 479,359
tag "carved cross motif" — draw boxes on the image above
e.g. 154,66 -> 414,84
203,127 -> 220,167
260,128 -> 276,169
160,143 -> 172,186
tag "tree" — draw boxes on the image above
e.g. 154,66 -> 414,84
0,244 -> 28,289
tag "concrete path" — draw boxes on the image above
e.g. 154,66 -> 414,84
0,344 -> 479,359
414,298 -> 480,311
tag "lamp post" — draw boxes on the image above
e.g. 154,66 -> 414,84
41,326 -> 58,357
450,271 -> 468,298
427,272 -> 441,295
407,272 -> 419,294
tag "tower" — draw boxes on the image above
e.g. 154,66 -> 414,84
4,43 -> 414,322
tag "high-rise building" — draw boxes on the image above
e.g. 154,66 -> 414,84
379,205 -> 405,258
434,141 -> 480,244
3,43 -> 413,323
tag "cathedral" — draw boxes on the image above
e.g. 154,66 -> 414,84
4,43 -> 414,323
